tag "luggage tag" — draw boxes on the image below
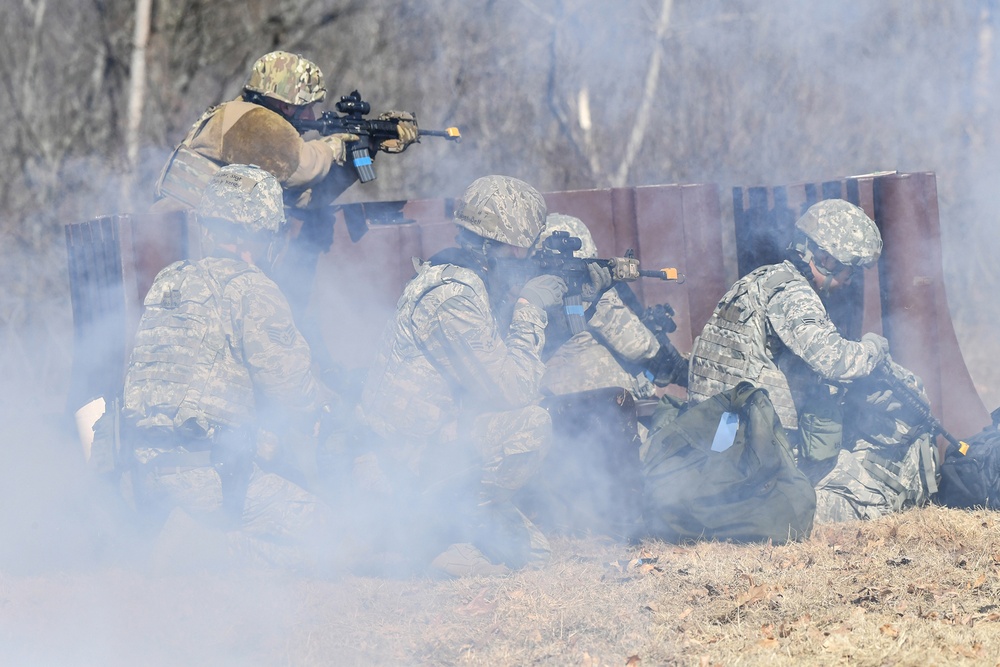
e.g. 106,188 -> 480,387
711,411 -> 739,452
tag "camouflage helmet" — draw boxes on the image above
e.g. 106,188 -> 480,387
793,199 -> 882,268
244,51 -> 326,106
535,213 -> 598,259
454,175 -> 547,249
198,164 -> 286,236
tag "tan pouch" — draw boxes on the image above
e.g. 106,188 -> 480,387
155,145 -> 222,208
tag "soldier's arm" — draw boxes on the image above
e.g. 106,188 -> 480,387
767,280 -> 883,381
586,288 -> 660,363
220,105 -> 347,190
420,286 -> 547,409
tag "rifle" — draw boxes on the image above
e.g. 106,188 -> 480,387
871,362 -> 969,457
639,303 -> 690,388
290,90 -> 462,183
531,230 -> 684,336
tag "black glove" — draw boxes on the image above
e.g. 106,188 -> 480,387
646,343 -> 689,387
518,274 -> 568,310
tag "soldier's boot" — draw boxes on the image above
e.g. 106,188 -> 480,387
473,501 -> 551,571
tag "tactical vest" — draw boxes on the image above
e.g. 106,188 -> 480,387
688,261 -> 802,428
360,259 -> 490,441
124,258 -> 257,433
154,106 -> 225,208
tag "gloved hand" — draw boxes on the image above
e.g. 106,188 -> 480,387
321,132 -> 360,164
868,389 -> 903,413
581,262 -> 613,300
861,332 -> 890,363
518,274 -> 568,310
378,110 -> 419,153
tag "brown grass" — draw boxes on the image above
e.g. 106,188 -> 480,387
1,505 -> 999,666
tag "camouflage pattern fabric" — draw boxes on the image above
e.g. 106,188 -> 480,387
361,260 -> 548,440
688,259 -> 933,523
244,51 -> 327,106
535,213 -> 599,258
153,99 -> 354,214
453,175 -> 547,249
123,245 -> 339,570
199,164 -> 285,235
811,359 -> 938,522
688,260 -> 884,430
124,255 -> 322,433
542,286 -> 661,399
359,256 -> 552,569
138,462 -> 340,572
536,213 -> 663,400
812,432 -> 936,523
794,199 -> 883,268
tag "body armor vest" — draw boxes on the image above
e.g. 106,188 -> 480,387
688,261 -> 803,428
124,258 -> 258,432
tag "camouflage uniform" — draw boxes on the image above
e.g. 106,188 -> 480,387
358,175 -> 555,571
152,52 -> 362,327
537,215 -> 662,400
153,52 -> 355,215
688,199 -> 935,523
124,165 -> 337,571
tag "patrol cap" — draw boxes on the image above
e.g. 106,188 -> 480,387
198,164 -> 285,236
454,175 -> 547,249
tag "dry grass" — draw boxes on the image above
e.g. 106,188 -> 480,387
1,505 -> 999,666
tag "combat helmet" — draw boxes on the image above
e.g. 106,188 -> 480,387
454,175 -> 547,249
244,51 -> 326,106
535,213 -> 598,259
792,199 -> 882,270
198,164 -> 286,237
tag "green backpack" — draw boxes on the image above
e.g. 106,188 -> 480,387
641,382 -> 816,544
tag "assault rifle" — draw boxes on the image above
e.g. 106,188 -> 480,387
871,362 -> 969,457
532,230 -> 684,335
290,90 -> 462,183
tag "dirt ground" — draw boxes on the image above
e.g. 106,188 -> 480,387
1,504 -> 998,667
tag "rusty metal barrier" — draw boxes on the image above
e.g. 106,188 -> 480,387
65,173 -> 988,453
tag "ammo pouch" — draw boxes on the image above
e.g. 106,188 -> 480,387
798,408 -> 843,463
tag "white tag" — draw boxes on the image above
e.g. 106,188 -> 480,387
711,411 -> 739,452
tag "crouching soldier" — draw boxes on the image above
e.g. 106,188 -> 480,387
122,164 -> 344,572
358,175 -> 567,576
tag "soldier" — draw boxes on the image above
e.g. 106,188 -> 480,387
123,164 -> 341,572
538,213 -> 687,403
152,50 -> 418,322
687,198 -> 937,522
358,175 -> 568,577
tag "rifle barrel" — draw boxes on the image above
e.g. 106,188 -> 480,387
419,127 -> 462,142
639,268 -> 684,282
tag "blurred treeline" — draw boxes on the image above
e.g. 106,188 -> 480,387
2,0 -> 999,406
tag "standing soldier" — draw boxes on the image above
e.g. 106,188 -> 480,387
358,175 -> 568,577
152,50 -> 418,322
124,164 -> 341,571
687,199 -> 937,522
